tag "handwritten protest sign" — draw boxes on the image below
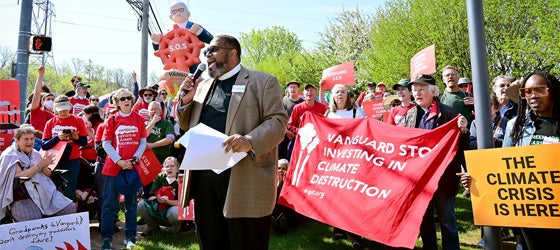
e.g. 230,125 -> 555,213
0,212 -> 90,249
278,113 -> 461,248
465,144 -> 560,228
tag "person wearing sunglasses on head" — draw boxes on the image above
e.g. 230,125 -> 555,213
133,86 -> 158,121
151,1 -> 213,74
100,88 -> 147,250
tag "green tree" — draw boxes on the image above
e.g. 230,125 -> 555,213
240,26 -> 302,68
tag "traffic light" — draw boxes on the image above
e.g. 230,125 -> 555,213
31,36 -> 52,52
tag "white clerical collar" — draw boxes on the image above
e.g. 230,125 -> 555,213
218,64 -> 241,81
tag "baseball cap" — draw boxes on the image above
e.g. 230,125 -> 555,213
75,82 -> 90,88
410,74 -> 436,85
392,79 -> 410,90
458,77 -> 471,85
287,81 -> 301,87
304,84 -> 317,90
367,81 -> 376,87
377,82 -> 386,87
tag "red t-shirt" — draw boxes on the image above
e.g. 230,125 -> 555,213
69,97 -> 90,116
132,101 -> 150,121
43,115 -> 88,160
287,101 -> 328,133
30,107 -> 54,132
95,122 -> 107,143
81,121 -> 100,161
102,112 -> 147,176
387,103 -> 415,126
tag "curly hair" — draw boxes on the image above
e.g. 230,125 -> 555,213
510,72 -> 560,145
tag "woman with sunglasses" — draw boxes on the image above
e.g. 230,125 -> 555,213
461,72 -> 559,249
100,88 -> 147,250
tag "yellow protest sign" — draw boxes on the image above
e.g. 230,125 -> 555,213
465,144 -> 560,229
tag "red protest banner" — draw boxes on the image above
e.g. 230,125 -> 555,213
136,149 -> 163,186
278,112 -> 461,248
0,79 -> 20,152
0,80 -> 21,127
177,173 -> 195,221
410,44 -> 436,80
39,141 -> 68,170
321,62 -> 355,90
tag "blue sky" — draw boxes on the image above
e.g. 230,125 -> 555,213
0,0 -> 387,79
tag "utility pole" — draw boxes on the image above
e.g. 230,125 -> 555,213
140,0 -> 150,88
88,59 -> 93,81
15,0 -> 33,121
466,0 -> 502,249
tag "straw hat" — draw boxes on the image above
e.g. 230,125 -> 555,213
505,79 -> 523,103
383,95 -> 400,111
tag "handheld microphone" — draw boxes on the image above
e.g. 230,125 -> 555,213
180,63 -> 206,98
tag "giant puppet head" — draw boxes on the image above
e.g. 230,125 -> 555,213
169,2 -> 190,24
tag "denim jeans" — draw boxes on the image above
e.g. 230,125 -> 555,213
61,159 -> 80,202
420,190 -> 459,250
101,174 -> 140,242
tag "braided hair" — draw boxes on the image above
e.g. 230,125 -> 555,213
510,72 -> 560,145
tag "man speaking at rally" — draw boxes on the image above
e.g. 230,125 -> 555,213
176,34 -> 288,250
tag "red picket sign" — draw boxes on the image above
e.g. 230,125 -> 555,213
136,149 -> 163,186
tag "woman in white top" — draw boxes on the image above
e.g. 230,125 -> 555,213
325,84 -> 365,248
326,84 -> 366,118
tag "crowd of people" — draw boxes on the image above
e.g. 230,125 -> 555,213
1,32 -> 559,250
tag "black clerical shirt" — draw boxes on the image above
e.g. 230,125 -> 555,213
199,73 -> 239,133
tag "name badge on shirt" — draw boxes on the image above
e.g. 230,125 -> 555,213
232,85 -> 245,93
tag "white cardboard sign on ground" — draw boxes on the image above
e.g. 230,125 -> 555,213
0,212 -> 90,249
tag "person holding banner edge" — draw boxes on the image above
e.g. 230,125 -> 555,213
403,74 -> 470,250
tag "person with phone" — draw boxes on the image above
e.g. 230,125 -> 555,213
0,124 -> 75,222
42,95 -> 88,203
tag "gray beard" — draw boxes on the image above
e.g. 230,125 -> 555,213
209,62 -> 227,78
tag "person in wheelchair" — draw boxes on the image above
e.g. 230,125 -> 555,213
0,124 -> 75,222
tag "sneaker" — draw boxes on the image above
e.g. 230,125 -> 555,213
101,239 -> 112,250
477,238 -> 485,248
123,239 -> 136,249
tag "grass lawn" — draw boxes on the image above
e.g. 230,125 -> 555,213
131,188 -> 519,249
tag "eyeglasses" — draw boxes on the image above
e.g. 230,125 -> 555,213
160,92 -> 167,96
171,8 -> 184,15
519,86 -> 549,99
444,73 -> 458,78
458,84 -> 468,88
90,99 -> 99,101
495,84 -> 510,88
143,94 -> 153,97
203,46 -> 233,56
119,96 -> 133,101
